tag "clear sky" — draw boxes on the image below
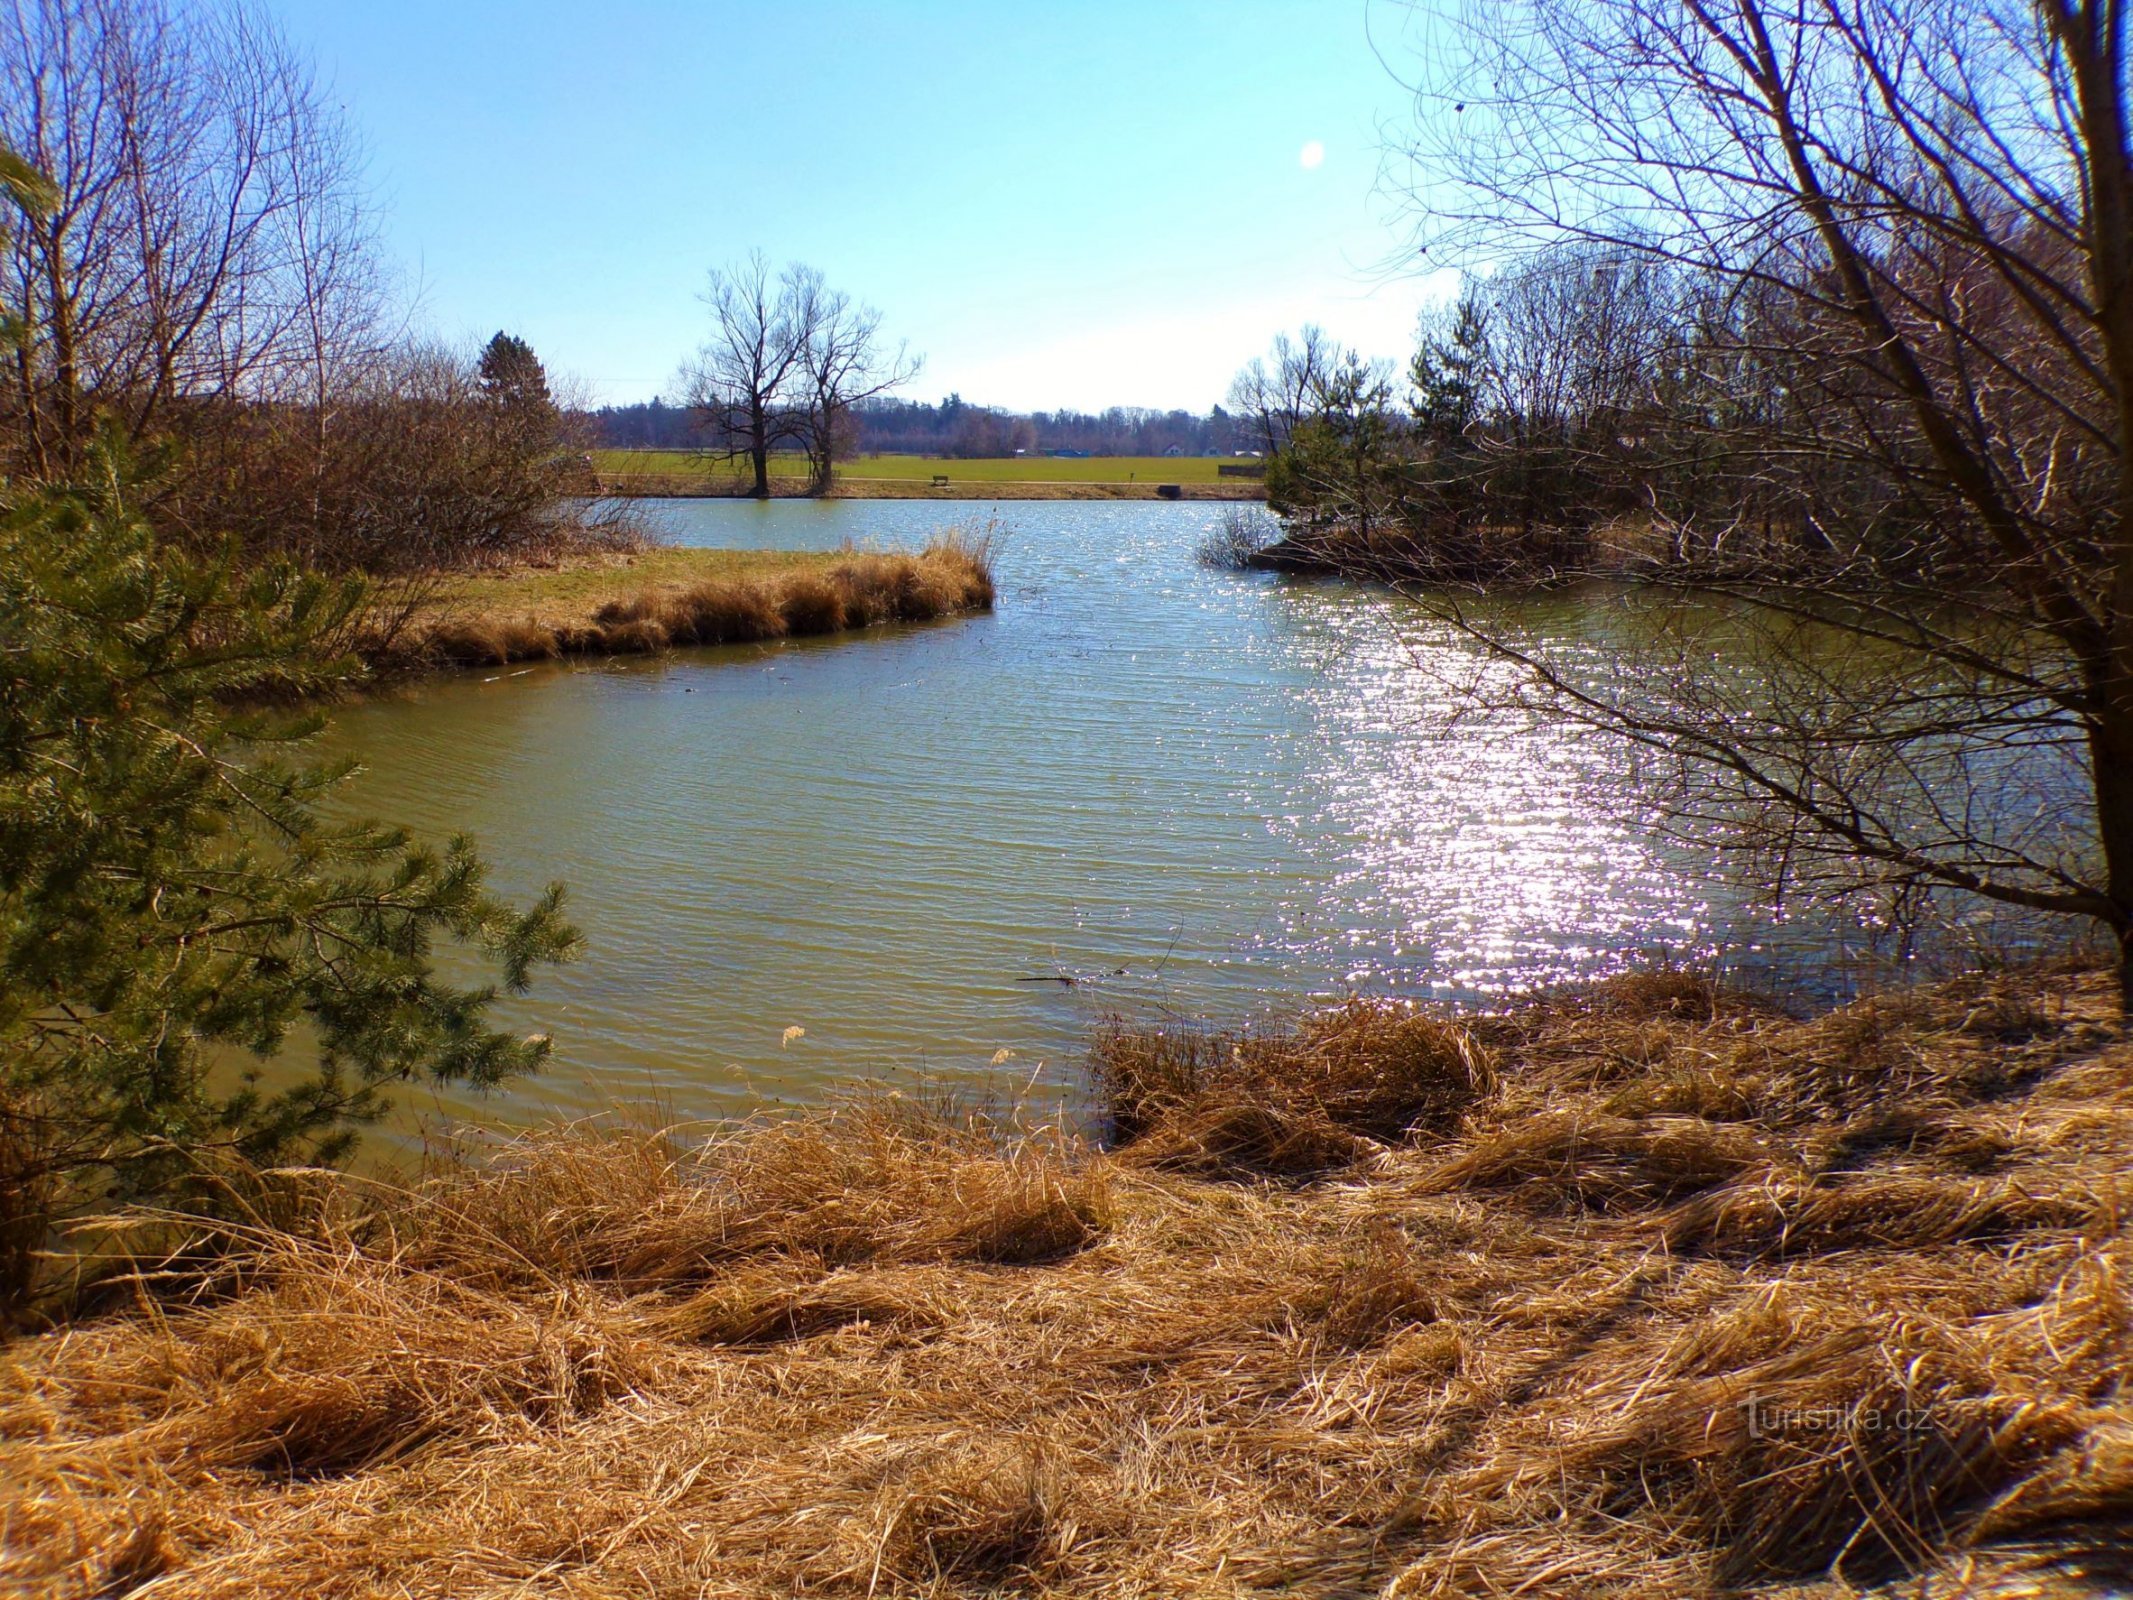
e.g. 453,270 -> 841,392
265,0 -> 1452,412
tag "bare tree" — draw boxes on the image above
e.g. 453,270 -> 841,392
788,266 -> 920,494
683,252 -> 810,498
1228,325 -> 1343,455
1393,0 -> 2133,993
0,1 -> 603,582
0,0 -> 385,479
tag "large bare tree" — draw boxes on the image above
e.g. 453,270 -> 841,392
682,257 -> 920,497
0,0 -> 599,578
787,265 -> 920,494
1393,0 -> 2133,994
683,252 -> 810,499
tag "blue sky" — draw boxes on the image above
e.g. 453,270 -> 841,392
268,0 -> 1452,411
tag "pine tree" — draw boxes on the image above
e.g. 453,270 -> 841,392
478,331 -> 556,419
0,162 -> 579,1310
0,446 -> 580,1305
1410,293 -> 1490,445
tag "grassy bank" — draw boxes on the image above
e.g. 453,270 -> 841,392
384,536 -> 994,668
6,964 -> 2128,1597
591,450 -> 1266,501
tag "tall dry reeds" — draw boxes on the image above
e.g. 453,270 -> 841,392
4,963 -> 2130,1598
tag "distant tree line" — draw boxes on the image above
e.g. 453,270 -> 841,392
599,251 -> 1254,471
589,393 -> 1250,459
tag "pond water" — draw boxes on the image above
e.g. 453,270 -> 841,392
325,498 -> 1889,1128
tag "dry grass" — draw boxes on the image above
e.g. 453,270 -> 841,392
398,534 -> 993,668
6,965 -> 2133,1597
1093,998 -> 1496,1177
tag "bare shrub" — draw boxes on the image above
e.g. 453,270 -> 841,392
1197,505 -> 1283,569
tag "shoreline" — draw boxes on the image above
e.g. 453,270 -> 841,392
372,539 -> 994,671
592,472 -> 1265,502
8,959 -> 2125,1595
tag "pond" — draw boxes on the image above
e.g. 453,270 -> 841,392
326,497 -> 1896,1128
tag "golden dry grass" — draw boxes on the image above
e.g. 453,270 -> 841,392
400,534 -> 993,668
6,966 -> 2133,1597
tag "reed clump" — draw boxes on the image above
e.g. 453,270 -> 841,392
1093,997 -> 1495,1175
6,964 -> 2132,1598
418,533 -> 993,667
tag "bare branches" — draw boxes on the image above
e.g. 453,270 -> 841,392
1382,0 -> 2133,985
0,0 -> 385,476
682,251 -> 809,499
790,269 -> 920,495
1228,326 -> 1344,456
680,254 -> 920,497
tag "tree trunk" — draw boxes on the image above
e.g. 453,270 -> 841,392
2088,695 -> 2133,1007
748,406 -> 770,499
38,217 -> 78,469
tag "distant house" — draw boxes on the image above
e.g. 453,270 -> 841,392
1048,448 -> 1091,458
1161,444 -> 1184,456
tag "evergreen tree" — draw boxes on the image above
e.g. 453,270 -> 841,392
1410,293 -> 1491,444
0,447 -> 580,1304
0,162 -> 579,1310
478,331 -> 556,420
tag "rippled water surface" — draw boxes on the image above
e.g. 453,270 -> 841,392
325,499 -> 1858,1123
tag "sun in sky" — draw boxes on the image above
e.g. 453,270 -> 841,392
1299,140 -> 1327,170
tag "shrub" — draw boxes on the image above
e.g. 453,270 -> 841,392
1196,505 -> 1283,569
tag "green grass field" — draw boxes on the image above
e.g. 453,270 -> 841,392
592,449 -> 1239,486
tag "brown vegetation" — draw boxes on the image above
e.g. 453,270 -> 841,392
1,1 -> 605,582
5,964 -> 2131,1596
400,535 -> 994,670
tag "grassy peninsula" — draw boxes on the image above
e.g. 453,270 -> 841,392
9,963 -> 2127,1598
388,535 -> 994,669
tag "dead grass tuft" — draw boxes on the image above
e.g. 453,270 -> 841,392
1673,1169 -> 2113,1256
853,1439 -> 1079,1590
1302,1228 -> 1441,1348
1578,967 -> 1724,1021
658,578 -> 788,645
656,1261 -> 952,1345
1095,998 -> 1494,1176
1421,1109 -> 1781,1210
31,1239 -> 663,1480
777,573 -> 848,633
700,1099 -> 1113,1266
420,616 -> 564,666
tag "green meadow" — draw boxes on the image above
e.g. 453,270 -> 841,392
592,448 -> 1240,486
